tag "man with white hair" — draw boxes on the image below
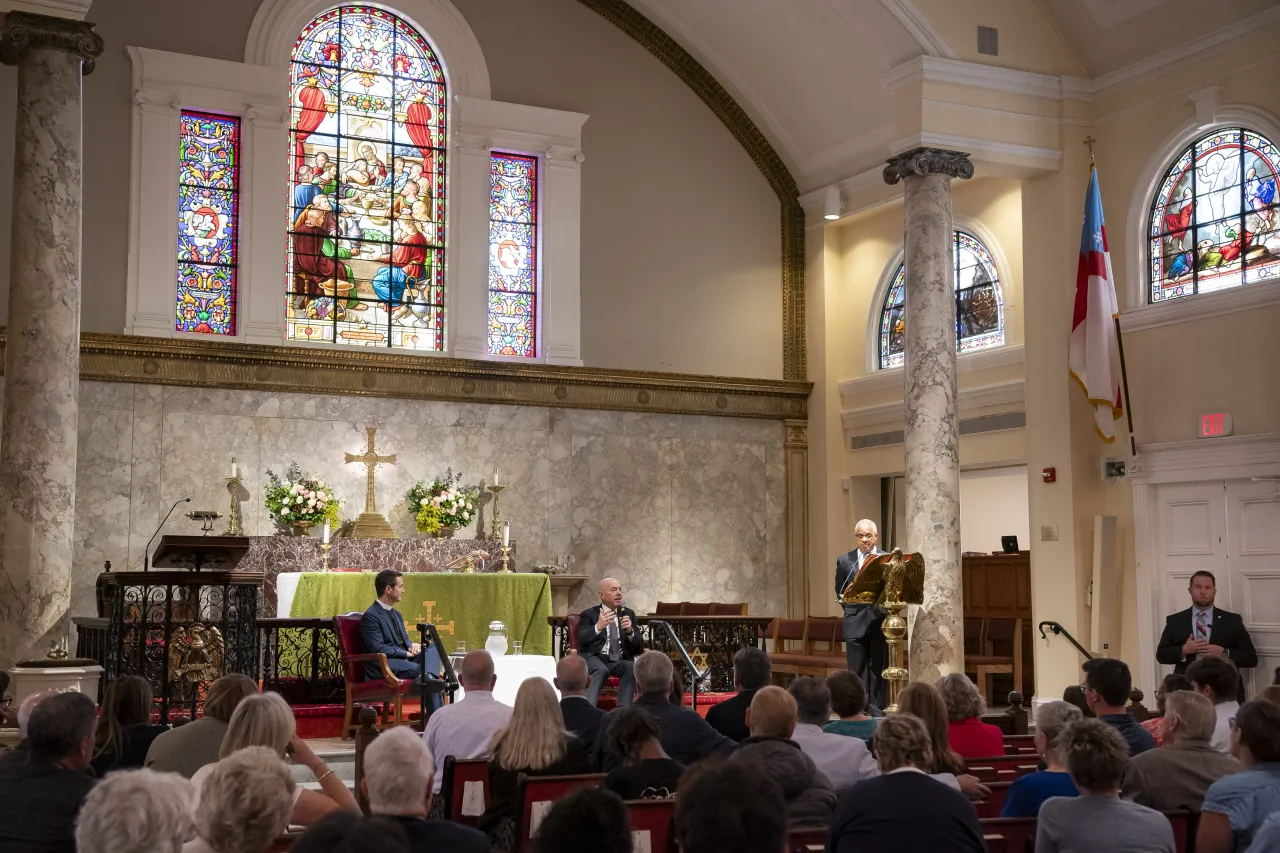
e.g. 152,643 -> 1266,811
364,726 -> 489,852
74,768 -> 194,853
835,519 -> 887,707
1122,689 -> 1242,811
422,650 -> 511,796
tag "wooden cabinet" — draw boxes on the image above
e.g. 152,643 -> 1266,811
963,552 -> 1034,699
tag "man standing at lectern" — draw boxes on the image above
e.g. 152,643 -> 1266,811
835,519 -> 887,709
360,570 -> 443,709
577,577 -> 643,707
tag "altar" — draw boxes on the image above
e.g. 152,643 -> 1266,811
278,571 -> 553,656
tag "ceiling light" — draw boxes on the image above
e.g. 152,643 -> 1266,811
824,186 -> 843,220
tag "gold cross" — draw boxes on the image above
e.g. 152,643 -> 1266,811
412,600 -> 455,637
344,425 -> 396,514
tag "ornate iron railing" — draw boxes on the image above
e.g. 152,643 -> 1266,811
257,618 -> 345,705
549,615 -> 774,693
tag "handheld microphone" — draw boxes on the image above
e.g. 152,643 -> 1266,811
144,497 -> 192,571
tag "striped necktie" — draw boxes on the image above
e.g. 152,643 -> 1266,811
1196,610 -> 1208,642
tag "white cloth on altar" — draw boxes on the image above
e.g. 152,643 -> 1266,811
456,655 -> 558,707
277,572 -> 306,617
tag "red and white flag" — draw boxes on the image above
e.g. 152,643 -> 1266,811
1070,167 -> 1124,442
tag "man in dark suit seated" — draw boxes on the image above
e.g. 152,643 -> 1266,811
576,577 -> 643,707
1157,570 -> 1257,702
359,569 -> 443,709
594,651 -> 735,771
705,647 -> 771,742
555,654 -> 605,746
0,691 -> 99,853
363,725 -> 489,853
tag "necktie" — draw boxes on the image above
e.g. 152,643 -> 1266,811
608,612 -> 620,661
1196,611 -> 1208,642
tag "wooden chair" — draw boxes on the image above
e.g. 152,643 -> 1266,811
333,612 -> 416,739
803,617 -> 845,674
681,603 -> 714,616
967,618 -> 1023,706
709,602 -> 749,615
515,773 -> 604,852
352,707 -> 380,814
442,756 -> 491,827
766,618 -> 810,678
653,602 -> 683,616
964,754 -> 1041,783
1164,810 -> 1198,853
785,826 -> 827,853
626,798 -> 677,853
978,817 -> 1037,853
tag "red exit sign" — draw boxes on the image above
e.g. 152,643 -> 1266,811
1199,412 -> 1233,438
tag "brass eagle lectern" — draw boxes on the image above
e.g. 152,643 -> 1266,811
840,548 -> 925,712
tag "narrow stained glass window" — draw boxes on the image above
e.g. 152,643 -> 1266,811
286,5 -> 448,351
487,152 -> 538,358
176,110 -> 241,336
878,230 -> 1004,370
1149,127 -> 1280,303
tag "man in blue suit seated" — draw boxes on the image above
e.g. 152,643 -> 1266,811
360,570 -> 444,710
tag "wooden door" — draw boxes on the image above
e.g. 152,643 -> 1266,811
1225,480 -> 1280,697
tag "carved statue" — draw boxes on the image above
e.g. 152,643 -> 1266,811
168,623 -> 225,699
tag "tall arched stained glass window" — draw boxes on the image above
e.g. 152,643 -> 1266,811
1149,128 -> 1280,303
878,230 -> 1004,369
286,6 -> 448,351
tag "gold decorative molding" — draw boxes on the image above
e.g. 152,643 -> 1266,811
0,331 -> 811,420
576,0 -> 806,382
783,418 -> 810,617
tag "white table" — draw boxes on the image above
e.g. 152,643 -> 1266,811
455,654 -> 558,706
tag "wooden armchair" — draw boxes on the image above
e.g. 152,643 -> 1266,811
965,618 -> 1023,707
332,612 -> 416,739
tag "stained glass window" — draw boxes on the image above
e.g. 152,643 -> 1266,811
1149,128 -> 1280,302
176,110 -> 241,336
488,153 -> 538,357
286,6 -> 448,351
878,230 -> 1004,369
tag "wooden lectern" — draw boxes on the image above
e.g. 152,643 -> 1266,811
841,548 -> 925,712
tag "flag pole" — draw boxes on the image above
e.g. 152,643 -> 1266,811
1084,137 -> 1138,457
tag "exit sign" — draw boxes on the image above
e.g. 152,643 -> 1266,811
1199,412 -> 1233,438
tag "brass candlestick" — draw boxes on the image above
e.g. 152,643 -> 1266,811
488,484 -> 505,540
881,600 -> 909,713
497,545 -> 513,574
224,474 -> 244,536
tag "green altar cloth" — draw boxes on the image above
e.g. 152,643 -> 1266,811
288,573 -> 553,656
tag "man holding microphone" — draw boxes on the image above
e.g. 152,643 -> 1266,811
577,577 -> 644,707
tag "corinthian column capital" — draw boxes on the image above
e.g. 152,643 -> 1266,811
882,147 -> 974,185
0,11 -> 104,74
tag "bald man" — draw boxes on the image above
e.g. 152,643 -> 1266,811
835,519 -> 887,709
422,650 -> 512,795
576,577 -> 643,706
555,655 -> 605,745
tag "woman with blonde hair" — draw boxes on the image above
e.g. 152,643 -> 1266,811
897,681 -> 967,776
479,677 -> 592,852
190,691 -> 358,826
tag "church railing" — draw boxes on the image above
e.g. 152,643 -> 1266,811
256,618 -> 346,706
548,615 -> 774,693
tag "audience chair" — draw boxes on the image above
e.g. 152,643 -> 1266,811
1165,810 -> 1198,853
353,707 -> 381,814
333,612 -> 416,739
964,754 -> 1041,783
978,817 -> 1037,853
515,773 -> 604,853
785,826 -> 827,853
966,618 -> 1023,706
626,798 -> 677,853
442,756 -> 491,827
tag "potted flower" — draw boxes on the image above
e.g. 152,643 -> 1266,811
406,468 -> 479,538
265,463 -> 339,535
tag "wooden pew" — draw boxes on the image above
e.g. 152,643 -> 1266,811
978,817 -> 1037,853
1003,734 -> 1037,755
786,826 -> 827,853
965,754 -> 1041,783
515,772 -> 605,852
972,780 -> 1013,819
626,798 -> 677,853
442,756 -> 491,827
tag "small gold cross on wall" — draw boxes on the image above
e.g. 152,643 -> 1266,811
344,425 -> 396,514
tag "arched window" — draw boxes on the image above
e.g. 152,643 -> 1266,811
1149,128 -> 1280,303
286,5 -> 448,351
878,230 -> 1004,370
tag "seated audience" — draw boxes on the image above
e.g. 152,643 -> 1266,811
0,688 -> 58,765
1198,699 -> 1280,853
1259,684 -> 1280,706
1062,684 -> 1095,718
705,647 -> 771,742
674,762 -> 787,853
0,691 -> 99,853
594,650 -> 734,771
0,671 -> 16,728
146,673 -> 256,778
937,672 -> 1005,758
554,654 -> 605,746
895,681 -> 967,779
184,746 -> 293,853
731,685 -> 835,827
825,670 -> 878,741
1246,813 -> 1280,853
423,650 -> 512,796
1123,689 -> 1242,812
533,787 -> 632,853
787,676 -> 877,790
479,677 -> 592,852
362,725 -> 488,853
289,812 -> 411,853
192,691 -> 358,825
602,706 -> 684,799
1142,673 -> 1191,747
1037,718 -> 1175,853
1187,655 -> 1242,753
1001,699 -> 1081,817
1082,658 -> 1156,755
91,675 -> 170,776
828,713 -> 986,853
76,767 -> 194,853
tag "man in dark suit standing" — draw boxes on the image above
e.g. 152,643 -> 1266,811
577,577 -> 643,707
555,654 -> 605,746
360,570 -> 443,709
835,519 -> 887,709
1156,570 -> 1257,700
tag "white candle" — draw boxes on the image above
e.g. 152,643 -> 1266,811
503,522 -> 510,548
493,471 -> 501,487
230,460 -> 237,479
323,522 -> 330,544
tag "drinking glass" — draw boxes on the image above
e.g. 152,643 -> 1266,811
512,641 -> 523,656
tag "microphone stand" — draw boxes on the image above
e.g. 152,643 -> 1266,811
144,498 -> 191,572
416,622 -> 459,730
648,619 -> 709,713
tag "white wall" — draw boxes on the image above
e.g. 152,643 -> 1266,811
890,465 -> 1029,555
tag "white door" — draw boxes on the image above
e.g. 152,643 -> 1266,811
1225,480 -> 1280,697
1153,482 -> 1229,649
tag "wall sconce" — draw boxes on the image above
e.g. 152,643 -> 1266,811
824,185 -> 844,221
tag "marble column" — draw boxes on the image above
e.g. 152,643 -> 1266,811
882,148 -> 973,682
0,12 -> 103,666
